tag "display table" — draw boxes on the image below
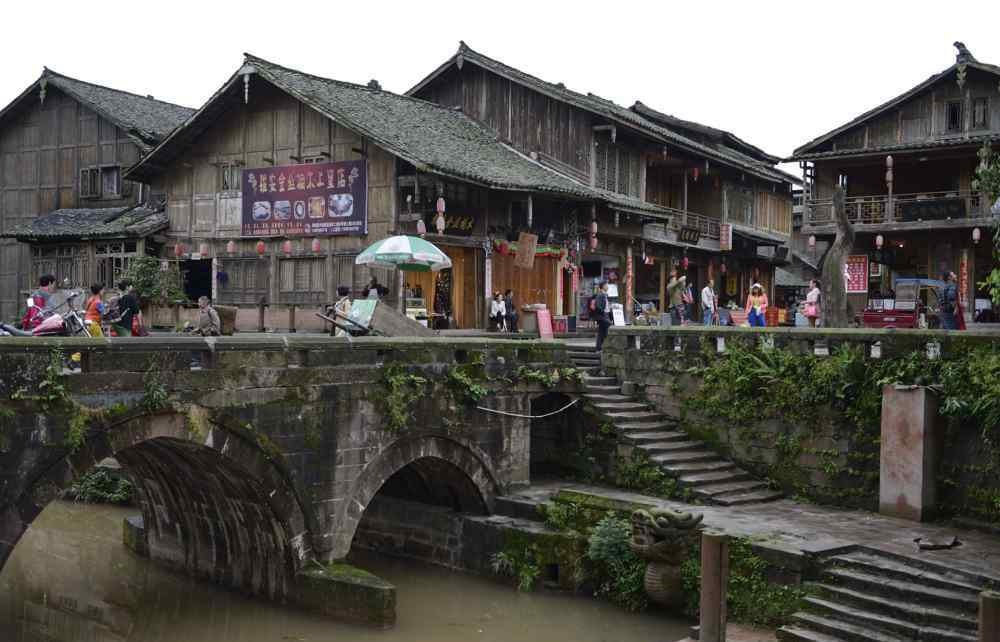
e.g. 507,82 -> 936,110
729,310 -> 748,325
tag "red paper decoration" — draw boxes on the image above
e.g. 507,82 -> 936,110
173,244 -> 184,258
226,240 -> 237,255
255,240 -> 266,257
311,238 -> 322,254
282,240 -> 293,255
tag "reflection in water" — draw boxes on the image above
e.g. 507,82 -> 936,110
1,501 -> 689,642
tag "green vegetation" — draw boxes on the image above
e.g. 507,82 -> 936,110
586,514 -> 648,612
378,365 -> 428,433
616,449 -> 684,500
67,468 -> 133,504
120,255 -> 185,303
974,144 -> 1000,305
681,538 -> 808,628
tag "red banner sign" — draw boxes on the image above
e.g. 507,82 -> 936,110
845,255 -> 869,294
720,223 -> 733,252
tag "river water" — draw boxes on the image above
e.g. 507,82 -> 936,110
0,501 -> 689,642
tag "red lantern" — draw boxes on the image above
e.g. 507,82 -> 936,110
174,244 -> 184,258
681,256 -> 689,270
282,240 -> 293,255
499,241 -> 510,256
692,167 -> 700,182
973,227 -> 981,244
590,220 -> 598,236
311,238 -> 322,254
199,242 -> 210,257
416,219 -> 427,237
436,197 -> 446,214
808,235 -> 816,249
255,240 -> 266,257
226,240 -> 237,255
875,234 -> 884,249
720,261 -> 727,275
589,235 -> 598,251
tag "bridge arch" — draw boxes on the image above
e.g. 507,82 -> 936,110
330,434 -> 501,558
0,410 -> 315,599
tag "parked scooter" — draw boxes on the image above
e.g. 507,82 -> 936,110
0,291 -> 90,337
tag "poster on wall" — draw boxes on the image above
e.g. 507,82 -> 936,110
241,159 -> 367,237
719,223 -> 733,252
845,255 -> 869,293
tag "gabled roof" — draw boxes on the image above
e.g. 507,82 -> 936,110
0,206 -> 167,242
126,53 -> 670,217
0,68 -> 195,151
791,42 -> 1000,160
408,42 -> 795,185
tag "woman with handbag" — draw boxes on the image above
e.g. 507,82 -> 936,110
802,279 -> 821,327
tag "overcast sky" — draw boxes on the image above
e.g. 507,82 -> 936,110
3,0 -> 999,174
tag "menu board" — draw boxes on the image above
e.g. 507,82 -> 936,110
242,159 -> 367,237
845,255 -> 869,293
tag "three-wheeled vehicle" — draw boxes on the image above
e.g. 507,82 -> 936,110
862,278 -> 945,329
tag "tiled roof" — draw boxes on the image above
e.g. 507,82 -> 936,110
1,206 -> 167,241
408,42 -> 796,185
0,69 -> 195,152
790,132 -> 1000,161
791,44 -> 1000,160
127,54 -> 671,217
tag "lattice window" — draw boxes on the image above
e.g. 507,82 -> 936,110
217,258 -> 270,305
946,101 -> 963,132
220,162 -> 242,192
278,257 -> 326,305
594,138 -> 609,191
972,98 -> 989,129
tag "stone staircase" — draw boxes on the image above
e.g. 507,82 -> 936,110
778,547 -> 983,642
566,343 -> 781,507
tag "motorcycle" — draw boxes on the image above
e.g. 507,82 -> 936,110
0,291 -> 91,337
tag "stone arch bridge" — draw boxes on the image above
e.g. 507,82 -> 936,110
0,335 -> 576,601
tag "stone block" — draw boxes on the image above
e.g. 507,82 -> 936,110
879,385 -> 941,522
290,562 -> 396,628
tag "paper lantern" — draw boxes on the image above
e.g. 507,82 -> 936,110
808,235 -> 816,249
590,220 -> 598,236
973,227 -> 981,244
173,244 -> 184,258
681,256 -> 689,270
589,235 -> 598,251
436,197 -> 446,214
720,261 -> 727,275
255,240 -> 266,257
875,234 -> 884,249
692,167 -> 700,182
199,242 -> 210,257
282,240 -> 293,255
435,213 -> 446,235
416,219 -> 427,237
226,240 -> 237,255
311,238 -> 322,254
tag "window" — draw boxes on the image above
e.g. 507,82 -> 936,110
972,98 -> 989,129
221,162 -> 242,192
946,100 -> 963,132
302,155 -> 327,164
80,165 -> 121,199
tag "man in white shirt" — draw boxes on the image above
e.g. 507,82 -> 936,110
701,279 -> 717,326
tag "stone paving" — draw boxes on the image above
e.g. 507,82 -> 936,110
507,480 -> 1000,583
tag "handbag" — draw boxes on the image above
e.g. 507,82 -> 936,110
805,302 -> 818,318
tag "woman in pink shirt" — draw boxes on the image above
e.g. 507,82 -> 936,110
745,283 -> 768,327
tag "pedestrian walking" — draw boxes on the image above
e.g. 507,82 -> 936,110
84,284 -> 106,337
113,281 -> 141,337
802,279 -> 821,327
503,289 -> 518,333
701,279 -> 717,326
667,268 -> 688,325
594,282 -> 611,351
940,271 -> 959,330
745,283 -> 768,327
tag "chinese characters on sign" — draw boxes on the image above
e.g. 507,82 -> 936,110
845,255 -> 869,293
719,223 -> 733,252
241,160 -> 367,237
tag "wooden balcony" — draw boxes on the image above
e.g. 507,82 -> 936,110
804,190 -> 994,229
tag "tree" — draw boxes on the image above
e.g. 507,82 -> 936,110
119,256 -> 185,305
973,144 -> 1000,305
820,186 -> 855,327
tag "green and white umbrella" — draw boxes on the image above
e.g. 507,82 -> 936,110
355,235 -> 452,272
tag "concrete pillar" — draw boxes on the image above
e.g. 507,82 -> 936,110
699,532 -> 728,642
982,591 -> 1000,642
879,385 -> 940,521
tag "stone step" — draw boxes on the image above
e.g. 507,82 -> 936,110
614,420 -> 678,432
826,551 -> 984,596
789,613 -> 906,642
677,469 -> 751,486
692,479 -> 770,498
568,349 -> 599,356
637,440 -> 704,453
650,450 -> 720,465
822,568 -> 978,614
809,583 -> 977,633
582,376 -> 617,386
583,384 -> 621,394
803,596 -> 976,642
493,496 -> 546,522
603,410 -> 668,422
583,393 -> 633,402
712,488 -> 783,506
665,460 -> 740,475
623,431 -> 691,444
571,360 -> 602,367
777,624 -> 851,642
594,401 -> 651,412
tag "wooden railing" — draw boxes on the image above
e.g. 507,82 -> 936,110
806,191 -> 989,225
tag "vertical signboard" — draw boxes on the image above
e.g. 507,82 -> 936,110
845,255 -> 869,293
959,249 -> 969,310
514,232 -> 538,269
242,159 -> 367,237
719,223 -> 733,252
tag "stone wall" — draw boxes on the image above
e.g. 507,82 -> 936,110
353,495 -> 466,569
601,326 -> 1000,516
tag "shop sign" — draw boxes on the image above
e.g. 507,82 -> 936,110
678,226 -> 701,244
241,159 -> 367,237
514,232 -> 538,269
423,213 -> 475,235
720,223 -> 733,251
898,198 -> 965,222
845,255 -> 869,293
959,249 -> 969,308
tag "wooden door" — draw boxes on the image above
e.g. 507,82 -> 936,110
491,253 -> 558,315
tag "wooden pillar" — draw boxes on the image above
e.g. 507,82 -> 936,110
982,591 -> 1000,642
683,170 -> 689,213
288,304 -> 296,333
699,532 -> 729,642
658,259 -> 667,314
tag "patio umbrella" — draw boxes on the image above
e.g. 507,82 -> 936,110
355,235 -> 452,272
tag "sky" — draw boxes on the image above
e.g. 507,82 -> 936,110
2,0 -> 999,175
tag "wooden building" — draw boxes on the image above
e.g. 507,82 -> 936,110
791,42 -> 1000,322
125,54 -> 661,331
409,42 -> 798,319
0,69 -> 193,319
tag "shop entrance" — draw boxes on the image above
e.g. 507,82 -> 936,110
403,245 -> 479,329
182,259 -> 212,302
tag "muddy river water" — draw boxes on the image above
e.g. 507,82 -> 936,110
0,501 -> 689,642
